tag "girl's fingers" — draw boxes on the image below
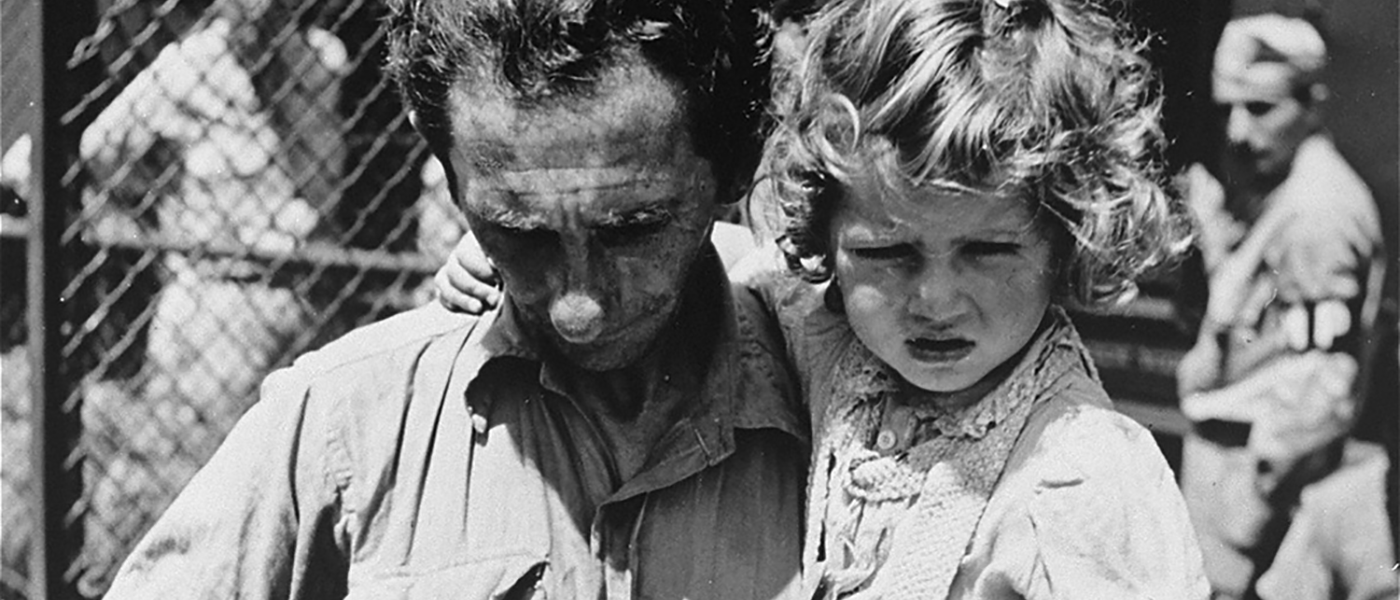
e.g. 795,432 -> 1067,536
435,265 -> 489,314
448,257 -> 500,308
453,233 -> 499,285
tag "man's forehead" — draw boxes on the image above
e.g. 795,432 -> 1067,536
447,61 -> 692,174
474,167 -> 698,197
1213,70 -> 1295,105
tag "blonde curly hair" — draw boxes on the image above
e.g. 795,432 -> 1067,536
758,0 -> 1192,307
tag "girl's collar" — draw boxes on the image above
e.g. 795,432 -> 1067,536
833,307 -> 1083,440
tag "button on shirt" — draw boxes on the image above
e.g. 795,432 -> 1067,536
104,251 -> 809,600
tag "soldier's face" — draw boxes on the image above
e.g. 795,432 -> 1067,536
1214,82 -> 1313,181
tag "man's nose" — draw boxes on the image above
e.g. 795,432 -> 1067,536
550,239 -> 606,344
1225,105 -> 1251,146
550,291 -> 605,344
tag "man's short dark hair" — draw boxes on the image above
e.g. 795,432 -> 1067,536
384,0 -> 774,201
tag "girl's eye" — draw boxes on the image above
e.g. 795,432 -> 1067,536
964,241 -> 1020,257
850,244 -> 915,261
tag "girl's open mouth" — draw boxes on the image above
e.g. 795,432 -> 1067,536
905,337 -> 974,361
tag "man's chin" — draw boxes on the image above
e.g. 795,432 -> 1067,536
555,345 -> 638,371
550,326 -> 660,372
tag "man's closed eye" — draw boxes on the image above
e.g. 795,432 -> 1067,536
597,218 -> 671,247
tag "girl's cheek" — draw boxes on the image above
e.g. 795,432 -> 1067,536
843,282 -> 900,330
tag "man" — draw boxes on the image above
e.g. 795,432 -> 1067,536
103,1 -> 807,598
1175,13 -> 1392,600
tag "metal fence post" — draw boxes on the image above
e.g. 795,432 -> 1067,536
29,1 -> 85,598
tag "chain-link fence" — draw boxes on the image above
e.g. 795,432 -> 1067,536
2,1 -> 467,597
0,2 -> 1202,597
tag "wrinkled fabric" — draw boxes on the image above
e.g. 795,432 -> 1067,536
748,272 -> 1208,599
105,251 -> 808,600
1177,135 -> 1387,597
1255,442 -> 1398,600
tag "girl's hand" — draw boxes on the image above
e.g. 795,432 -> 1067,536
435,232 -> 500,315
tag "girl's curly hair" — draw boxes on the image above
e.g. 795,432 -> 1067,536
758,0 -> 1192,307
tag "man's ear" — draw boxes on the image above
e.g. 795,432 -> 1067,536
1306,82 -> 1329,105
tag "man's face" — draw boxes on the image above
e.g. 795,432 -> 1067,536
1214,81 -> 1314,182
447,61 -> 719,371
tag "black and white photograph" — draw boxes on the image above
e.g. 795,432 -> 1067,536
1,0 -> 1395,598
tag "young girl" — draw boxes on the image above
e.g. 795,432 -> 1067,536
437,0 -> 1209,596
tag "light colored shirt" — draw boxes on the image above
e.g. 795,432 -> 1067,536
1177,135 -> 1385,465
1255,441 -> 1398,600
753,273 -> 1208,599
104,250 -> 809,599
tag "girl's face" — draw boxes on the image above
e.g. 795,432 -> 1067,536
829,174 -> 1057,397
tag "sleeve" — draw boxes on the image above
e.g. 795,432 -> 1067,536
710,220 -> 761,271
727,240 -> 791,305
1236,205 -> 1380,478
102,367 -> 349,600
1017,415 -> 1211,600
728,242 -> 808,384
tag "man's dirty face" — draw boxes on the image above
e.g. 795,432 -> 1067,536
447,61 -> 719,371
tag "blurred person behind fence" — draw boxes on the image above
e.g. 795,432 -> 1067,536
76,2 -> 348,592
1174,12 -> 1394,600
78,0 -> 346,430
101,0 -> 808,598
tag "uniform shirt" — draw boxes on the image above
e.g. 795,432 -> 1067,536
104,250 -> 809,600
751,274 -> 1207,599
1255,442 -> 1398,600
1177,134 -> 1386,485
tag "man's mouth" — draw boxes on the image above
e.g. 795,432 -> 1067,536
905,337 -> 974,362
1228,144 -> 1261,162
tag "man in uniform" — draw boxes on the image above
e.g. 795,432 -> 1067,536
1176,13 -> 1393,600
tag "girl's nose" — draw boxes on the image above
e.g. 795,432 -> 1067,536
907,259 -> 965,321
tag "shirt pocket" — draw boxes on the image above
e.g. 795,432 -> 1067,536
345,553 -> 549,600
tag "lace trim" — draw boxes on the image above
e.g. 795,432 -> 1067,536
807,307 -> 1100,599
827,307 -> 1086,441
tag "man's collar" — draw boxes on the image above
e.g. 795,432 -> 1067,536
476,292 -> 543,363
453,243 -> 807,459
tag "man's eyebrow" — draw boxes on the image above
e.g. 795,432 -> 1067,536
595,204 -> 674,228
466,204 -> 547,230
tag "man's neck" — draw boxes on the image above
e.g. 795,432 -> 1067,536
1219,163 -> 1288,224
547,244 -> 726,479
